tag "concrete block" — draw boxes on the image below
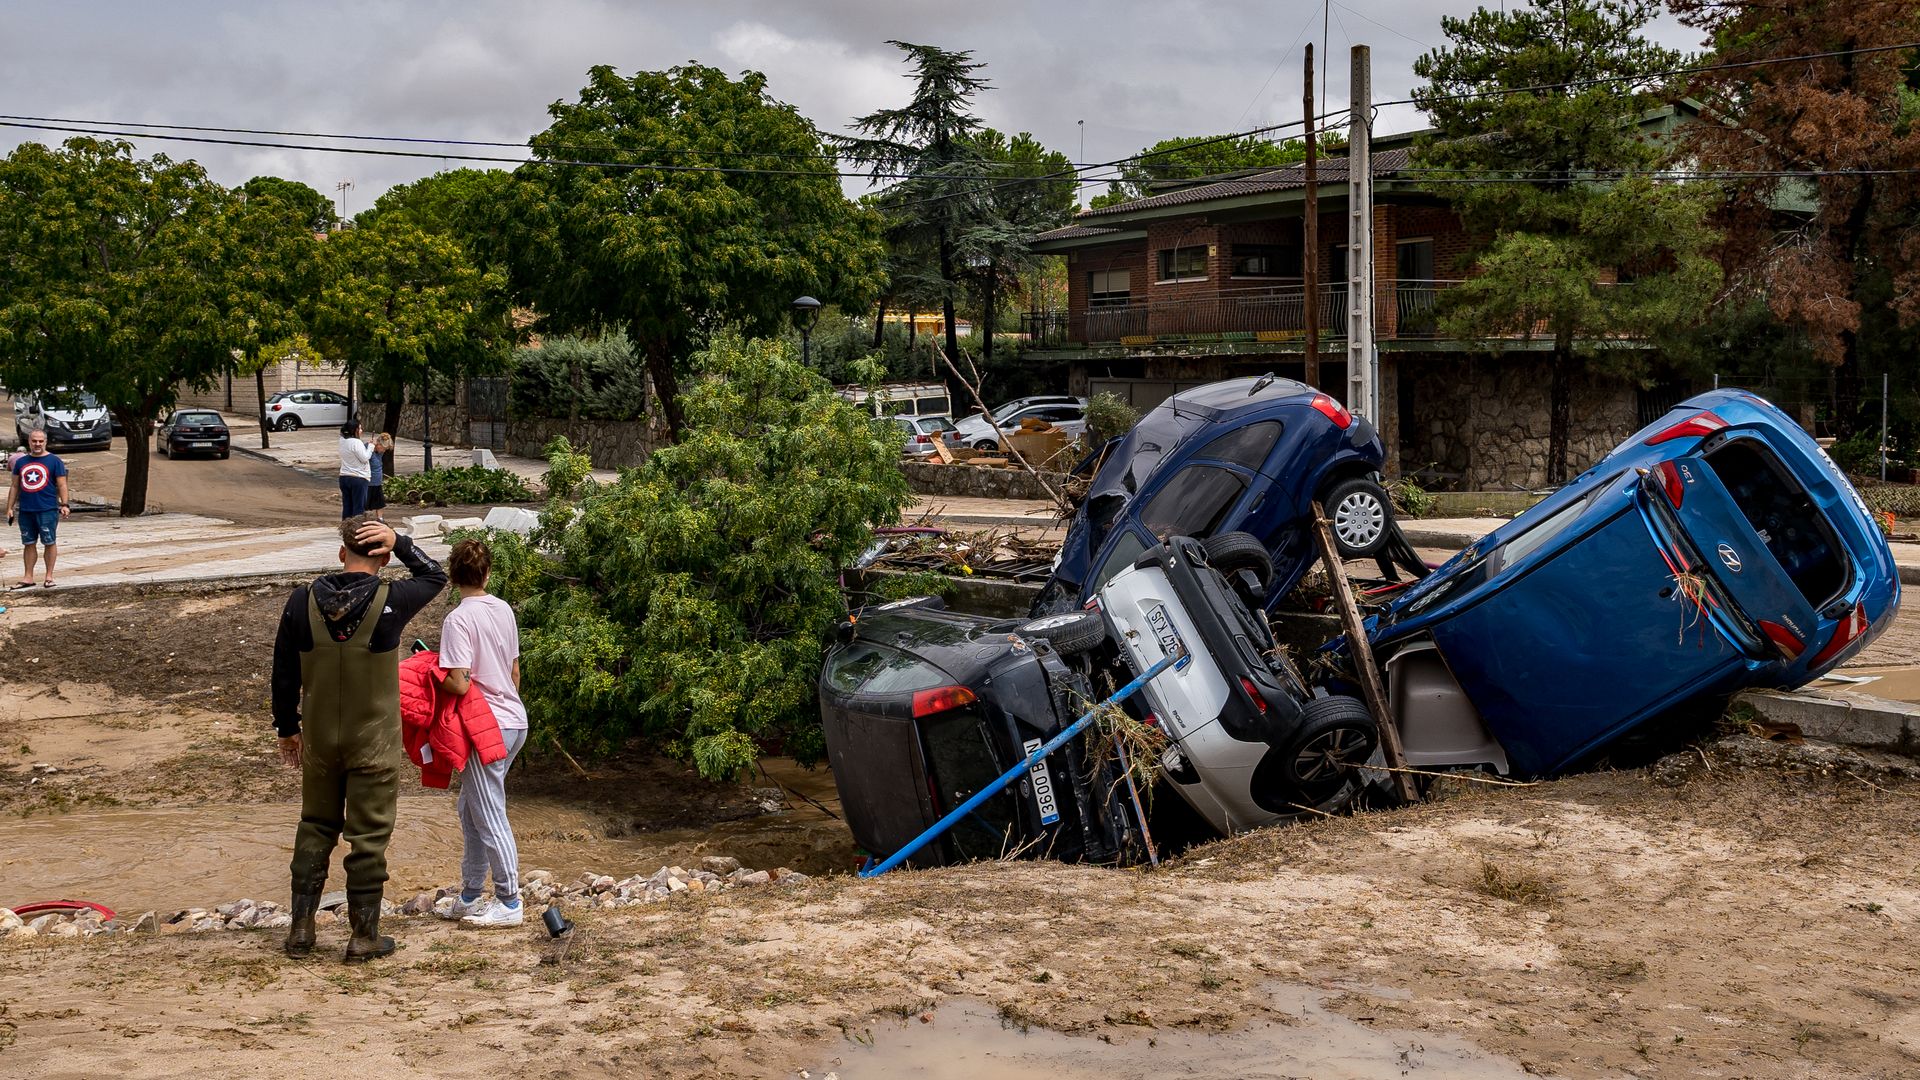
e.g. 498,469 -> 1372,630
482,506 -> 540,536
403,514 -> 445,538
1738,687 -> 1920,754
441,517 -> 486,533
472,448 -> 499,470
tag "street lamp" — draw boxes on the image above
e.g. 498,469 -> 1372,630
791,295 -> 822,367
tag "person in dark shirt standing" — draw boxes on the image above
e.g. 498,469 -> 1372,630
271,513 -> 446,962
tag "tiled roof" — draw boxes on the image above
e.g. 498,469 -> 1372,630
1031,224 -> 1126,243
1077,147 -> 1413,220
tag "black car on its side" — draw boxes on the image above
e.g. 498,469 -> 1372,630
157,409 -> 231,459
818,598 -> 1147,870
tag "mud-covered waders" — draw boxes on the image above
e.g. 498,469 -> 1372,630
287,583 -> 401,961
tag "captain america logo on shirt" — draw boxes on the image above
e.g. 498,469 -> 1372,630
17,461 -> 51,493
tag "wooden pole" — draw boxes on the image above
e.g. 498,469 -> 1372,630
935,344 -> 1070,513
1311,499 -> 1419,803
1303,43 -> 1320,388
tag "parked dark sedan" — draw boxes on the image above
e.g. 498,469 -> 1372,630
1036,376 -> 1392,615
157,409 -> 231,459
818,598 -> 1146,870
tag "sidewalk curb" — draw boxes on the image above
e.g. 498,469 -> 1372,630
1738,687 -> 1920,756
232,443 -> 332,482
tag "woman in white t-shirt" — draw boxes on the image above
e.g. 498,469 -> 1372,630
337,418 -> 373,519
436,538 -> 531,928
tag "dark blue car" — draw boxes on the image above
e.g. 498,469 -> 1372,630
1035,377 -> 1390,614
1334,389 -> 1901,780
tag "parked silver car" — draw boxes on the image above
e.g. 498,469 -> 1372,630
264,389 -> 352,431
894,414 -> 961,458
954,396 -> 1088,451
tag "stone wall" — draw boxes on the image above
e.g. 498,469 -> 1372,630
506,417 -> 658,468
902,460 -> 1071,502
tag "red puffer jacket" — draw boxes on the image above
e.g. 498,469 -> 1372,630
398,649 -> 507,788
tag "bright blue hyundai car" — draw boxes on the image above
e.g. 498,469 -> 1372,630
1331,388 -> 1900,780
1034,376 -> 1391,615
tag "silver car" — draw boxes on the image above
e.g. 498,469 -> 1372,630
894,414 -> 960,458
954,396 -> 1088,451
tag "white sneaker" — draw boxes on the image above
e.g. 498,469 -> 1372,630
438,894 -> 489,920
461,899 -> 524,928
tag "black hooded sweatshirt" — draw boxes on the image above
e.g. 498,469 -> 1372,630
270,534 -> 448,736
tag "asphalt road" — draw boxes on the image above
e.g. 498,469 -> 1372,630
54,435 -> 340,527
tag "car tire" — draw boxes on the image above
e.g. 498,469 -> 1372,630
1016,611 -> 1107,657
158,441 -> 170,459
276,415 -> 300,432
973,439 -> 998,452
1324,477 -> 1392,558
1201,531 -> 1273,588
1277,695 -> 1378,803
219,448 -> 229,460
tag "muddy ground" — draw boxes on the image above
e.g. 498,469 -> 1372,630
4,580 -> 1920,1078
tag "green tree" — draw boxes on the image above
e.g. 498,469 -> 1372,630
840,41 -> 994,370
1669,0 -> 1920,435
1089,132 -> 1347,209
1411,0 -> 1720,482
955,128 -> 1077,362
239,174 -> 338,233
0,138 -> 237,514
230,177 -> 329,449
485,334 -> 912,778
311,214 -> 513,468
505,64 -> 884,437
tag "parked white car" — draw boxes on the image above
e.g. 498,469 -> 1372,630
953,395 -> 1088,451
264,389 -> 352,431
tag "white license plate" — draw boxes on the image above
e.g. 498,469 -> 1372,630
1021,738 -> 1060,825
191,441 -> 212,448
1146,604 -> 1191,670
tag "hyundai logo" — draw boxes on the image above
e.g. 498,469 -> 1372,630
1717,543 -> 1742,573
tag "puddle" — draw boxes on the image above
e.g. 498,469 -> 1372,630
0,760 -> 853,914
1832,665 -> 1920,705
815,989 -> 1532,1079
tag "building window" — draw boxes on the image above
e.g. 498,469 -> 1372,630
1156,245 -> 1208,283
1088,269 -> 1131,308
1231,244 -> 1300,278
1395,238 -> 1434,283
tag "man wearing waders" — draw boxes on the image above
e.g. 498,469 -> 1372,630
271,514 -> 447,961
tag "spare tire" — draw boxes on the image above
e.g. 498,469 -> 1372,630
1276,695 -> 1379,804
1016,611 -> 1108,657
1201,531 -> 1273,588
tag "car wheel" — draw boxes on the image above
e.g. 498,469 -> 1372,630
158,441 -> 170,458
973,439 -> 998,452
276,415 -> 300,432
219,449 -> 230,460
1324,477 -> 1392,558
1201,531 -> 1273,589
1278,695 -> 1378,804
1016,611 -> 1108,657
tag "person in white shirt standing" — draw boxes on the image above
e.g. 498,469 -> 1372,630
436,538 -> 530,927
338,418 -> 374,520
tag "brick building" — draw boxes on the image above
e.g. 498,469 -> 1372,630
1025,114 -> 1700,490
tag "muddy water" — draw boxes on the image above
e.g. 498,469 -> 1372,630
0,760 -> 854,915
1837,665 -> 1920,705
818,989 -> 1531,1079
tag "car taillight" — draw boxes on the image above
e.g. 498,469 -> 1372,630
916,433 -> 932,444
1758,620 -> 1805,663
1654,460 -> 1686,506
912,685 -> 978,718
270,403 -> 282,411
1237,676 -> 1268,715
1309,393 -> 1352,429
1647,410 -> 1729,445
1809,602 -> 1869,669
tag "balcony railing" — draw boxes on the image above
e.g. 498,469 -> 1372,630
1022,280 -> 1461,347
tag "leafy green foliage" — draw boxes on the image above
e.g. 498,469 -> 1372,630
510,333 -> 648,420
239,175 -> 338,233
1090,132 -> 1348,209
503,64 -> 885,436
538,435 -> 599,501
487,334 -> 913,777
1083,392 -> 1140,446
1412,0 -> 1719,482
383,466 -> 535,506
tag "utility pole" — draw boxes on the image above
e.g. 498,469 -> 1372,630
1347,45 -> 1376,422
334,179 -> 354,225
1303,44 -> 1320,387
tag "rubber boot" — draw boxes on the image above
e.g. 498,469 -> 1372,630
283,883 -> 323,959
342,890 -> 394,964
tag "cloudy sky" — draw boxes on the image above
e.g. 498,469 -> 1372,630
0,1 -> 1703,211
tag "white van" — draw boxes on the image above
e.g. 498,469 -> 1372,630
835,382 -> 953,420
13,387 -> 113,451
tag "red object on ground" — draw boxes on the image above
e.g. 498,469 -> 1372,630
10,899 -> 116,920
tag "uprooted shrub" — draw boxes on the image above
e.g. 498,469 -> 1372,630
383,465 -> 536,506
485,334 -> 912,780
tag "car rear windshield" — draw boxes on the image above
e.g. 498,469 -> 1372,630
823,642 -> 949,696
1703,438 -> 1848,607
178,412 -> 221,425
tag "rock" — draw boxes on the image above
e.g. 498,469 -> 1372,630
778,871 -> 811,885
77,920 -> 111,938
100,919 -> 124,933
401,892 -> 436,916
158,919 -> 191,936
190,916 -> 220,932
481,505 -> 539,535
47,920 -> 80,938
737,871 -> 772,887
667,877 -> 689,894
27,913 -> 62,934
441,516 -> 486,532
590,875 -> 616,894
667,866 -> 688,880
259,914 -> 292,930
215,899 -> 249,918
686,879 -> 705,892
0,908 -> 21,931
132,911 -> 159,933
524,870 -> 554,886
318,890 -> 348,911
433,896 -> 457,919
313,910 -> 339,928
700,856 -> 743,875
